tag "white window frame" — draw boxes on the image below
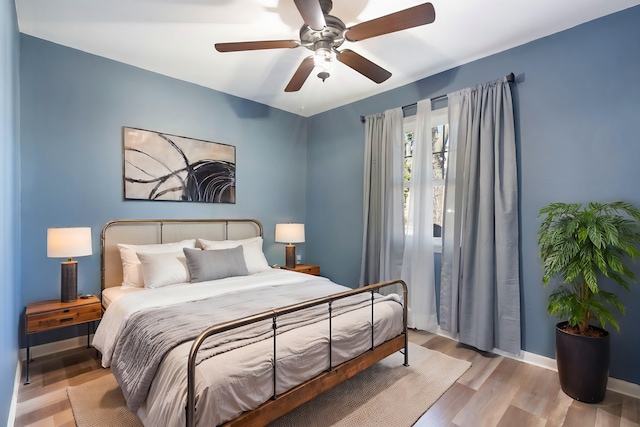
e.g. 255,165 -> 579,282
403,107 -> 448,253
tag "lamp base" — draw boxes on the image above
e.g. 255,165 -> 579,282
61,261 -> 78,303
285,245 -> 296,269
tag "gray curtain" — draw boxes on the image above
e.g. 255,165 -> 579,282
360,108 -> 404,287
440,77 -> 521,354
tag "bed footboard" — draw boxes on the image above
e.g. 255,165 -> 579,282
186,279 -> 408,427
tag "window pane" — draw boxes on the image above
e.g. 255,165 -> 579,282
404,157 -> 412,183
433,185 -> 445,237
404,188 -> 410,226
404,130 -> 413,226
433,153 -> 445,180
432,125 -> 447,152
404,131 -> 414,157
432,124 -> 449,180
403,121 -> 448,238
404,131 -> 413,184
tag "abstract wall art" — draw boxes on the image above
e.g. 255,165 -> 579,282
123,127 -> 236,203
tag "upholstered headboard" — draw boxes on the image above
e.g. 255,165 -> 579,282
101,219 -> 263,290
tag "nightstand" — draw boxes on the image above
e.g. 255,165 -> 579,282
24,296 -> 101,384
280,264 -> 320,276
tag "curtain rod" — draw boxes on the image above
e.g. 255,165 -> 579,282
359,72 -> 515,123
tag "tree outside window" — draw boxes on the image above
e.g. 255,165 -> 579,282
403,109 -> 449,249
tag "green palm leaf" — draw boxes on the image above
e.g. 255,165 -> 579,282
538,201 -> 640,334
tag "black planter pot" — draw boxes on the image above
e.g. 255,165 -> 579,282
555,321 -> 610,403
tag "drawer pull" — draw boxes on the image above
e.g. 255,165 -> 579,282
60,317 -> 74,323
63,309 -> 70,313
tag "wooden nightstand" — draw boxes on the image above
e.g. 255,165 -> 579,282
280,264 -> 320,276
24,296 -> 101,384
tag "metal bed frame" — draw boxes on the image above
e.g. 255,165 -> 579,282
187,279 -> 408,426
100,219 -> 408,427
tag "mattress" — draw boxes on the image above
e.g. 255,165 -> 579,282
101,286 -> 144,309
94,269 -> 404,426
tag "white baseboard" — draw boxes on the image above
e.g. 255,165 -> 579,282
515,350 -> 640,399
431,327 -> 640,399
8,358 -> 20,427
8,337 -> 93,427
19,335 -> 91,361
608,377 -> 640,398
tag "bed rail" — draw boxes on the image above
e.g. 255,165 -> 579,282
186,279 -> 408,427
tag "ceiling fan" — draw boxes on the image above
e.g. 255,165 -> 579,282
214,0 -> 436,92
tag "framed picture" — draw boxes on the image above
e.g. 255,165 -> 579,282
123,127 -> 236,203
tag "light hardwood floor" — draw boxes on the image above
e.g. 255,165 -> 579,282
14,331 -> 640,426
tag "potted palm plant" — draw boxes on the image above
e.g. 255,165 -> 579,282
538,201 -> 640,403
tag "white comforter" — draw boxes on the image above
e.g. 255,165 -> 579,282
94,269 -> 404,426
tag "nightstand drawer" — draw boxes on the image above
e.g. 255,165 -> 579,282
278,264 -> 321,275
26,303 -> 101,334
296,265 -> 320,276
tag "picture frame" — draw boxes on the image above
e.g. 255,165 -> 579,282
122,127 -> 236,203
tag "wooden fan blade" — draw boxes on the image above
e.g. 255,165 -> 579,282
336,50 -> 391,84
215,40 -> 299,53
285,57 -> 315,92
345,3 -> 435,42
294,0 -> 326,31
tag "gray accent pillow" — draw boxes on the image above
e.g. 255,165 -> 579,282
183,246 -> 249,283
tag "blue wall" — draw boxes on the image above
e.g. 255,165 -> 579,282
306,6 -> 640,385
19,35 -> 308,343
1,0 -> 20,422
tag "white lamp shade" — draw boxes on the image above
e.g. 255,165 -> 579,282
275,223 -> 305,244
47,227 -> 93,258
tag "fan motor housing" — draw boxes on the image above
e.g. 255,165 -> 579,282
300,14 -> 346,51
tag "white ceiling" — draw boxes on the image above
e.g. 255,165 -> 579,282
16,0 -> 640,117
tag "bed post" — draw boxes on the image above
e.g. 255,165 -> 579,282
403,281 -> 409,367
370,289 -> 375,351
328,301 -> 333,371
272,312 -> 278,400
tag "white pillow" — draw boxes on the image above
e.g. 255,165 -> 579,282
137,251 -> 191,289
198,236 -> 270,274
117,239 -> 196,288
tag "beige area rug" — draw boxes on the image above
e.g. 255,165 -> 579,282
67,374 -> 143,427
269,343 -> 471,427
68,343 -> 470,427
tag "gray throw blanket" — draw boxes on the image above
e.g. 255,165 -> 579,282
110,281 -> 398,412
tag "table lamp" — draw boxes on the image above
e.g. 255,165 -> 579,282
47,227 -> 92,302
275,223 -> 305,269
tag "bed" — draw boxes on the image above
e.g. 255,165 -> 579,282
93,219 -> 408,427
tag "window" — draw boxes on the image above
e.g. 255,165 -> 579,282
403,108 -> 449,251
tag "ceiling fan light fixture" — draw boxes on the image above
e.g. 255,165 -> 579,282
314,49 -> 332,72
313,48 -> 331,65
